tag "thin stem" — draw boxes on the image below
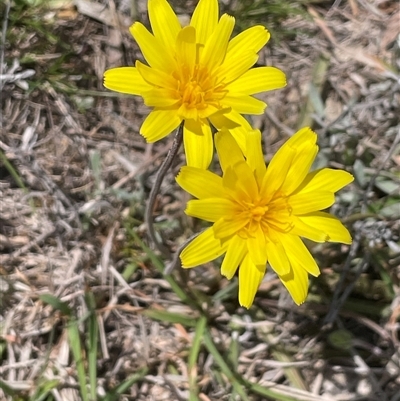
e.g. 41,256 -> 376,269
145,124 -> 183,257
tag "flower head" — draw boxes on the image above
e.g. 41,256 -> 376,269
104,0 -> 286,168
176,127 -> 354,308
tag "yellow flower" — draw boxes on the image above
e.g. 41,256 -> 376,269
104,0 -> 286,168
176,127 -> 354,308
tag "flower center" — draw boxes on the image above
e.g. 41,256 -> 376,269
174,64 -> 227,119
182,80 -> 206,109
249,205 -> 268,222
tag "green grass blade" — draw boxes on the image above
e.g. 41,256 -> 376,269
188,316 -> 206,401
0,149 -> 28,193
40,294 -> 71,316
128,229 -> 191,304
143,308 -> 198,327
102,367 -> 149,401
85,291 -> 98,401
203,330 -> 250,401
67,318 -> 89,401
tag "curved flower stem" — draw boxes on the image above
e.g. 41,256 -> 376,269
145,124 -> 184,258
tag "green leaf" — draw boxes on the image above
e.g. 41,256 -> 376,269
143,308 -> 198,327
40,294 -> 71,316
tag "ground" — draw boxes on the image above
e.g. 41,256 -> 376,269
0,0 -> 400,400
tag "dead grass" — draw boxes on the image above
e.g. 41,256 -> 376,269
1,0 -> 400,400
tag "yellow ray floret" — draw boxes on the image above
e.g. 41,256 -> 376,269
176,127 -> 354,308
103,0 -> 286,169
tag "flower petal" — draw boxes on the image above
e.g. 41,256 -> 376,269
135,60 -> 177,90
289,216 -> 329,242
218,50 -> 259,85
260,142 -> 295,201
220,111 -> 253,152
238,254 -> 265,308
176,26 -> 197,74
221,234 -> 247,279
234,161 -> 259,200
148,0 -> 181,54
190,0 -> 218,46
130,22 -> 176,72
245,129 -> 266,186
278,233 -> 320,277
294,168 -> 354,195
183,120 -> 213,168
280,128 -> 318,195
208,110 -> 241,130
142,88 -> 179,107
200,14 -> 235,71
223,95 -> 266,115
215,128 -> 244,173
140,110 -> 182,142
181,227 -> 226,267
289,191 -> 335,214
213,216 -> 248,239
247,224 -> 267,266
226,67 -> 287,95
186,198 -> 236,222
103,67 -> 151,95
278,264 -> 309,305
226,25 -> 270,62
298,212 -> 352,244
261,127 -> 317,199
265,237 -> 291,276
176,166 -> 225,199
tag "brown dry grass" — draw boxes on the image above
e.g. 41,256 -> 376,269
1,0 -> 400,400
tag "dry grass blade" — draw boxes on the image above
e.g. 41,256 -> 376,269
1,0 -> 399,399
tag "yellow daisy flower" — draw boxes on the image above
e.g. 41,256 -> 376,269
104,0 -> 286,168
176,127 -> 354,308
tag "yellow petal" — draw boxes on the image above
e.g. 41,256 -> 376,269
103,67 -> 151,95
208,111 -> 241,130
289,191 -> 335,214
280,129 -> 318,195
265,238 -> 291,276
135,60 -> 177,90
190,0 -> 219,46
186,198 -> 236,222
279,264 -> 309,305
148,0 -> 181,54
226,25 -> 270,62
226,67 -> 287,95
220,111 -> 253,152
215,128 -> 244,173
298,212 -> 352,244
217,50 -> 259,85
260,143 -> 295,202
142,88 -> 179,107
200,14 -> 235,71
247,224 -> 267,265
293,168 -> 354,195
176,26 -> 196,74
181,227 -> 226,267
176,166 -> 225,199
245,129 -> 266,187
213,217 -> 248,239
289,216 -> 329,243
140,110 -> 182,142
222,95 -> 266,115
183,120 -> 213,168
221,234 -> 247,279
238,254 -> 265,308
233,161 -> 259,201
130,22 -> 176,72
263,128 -> 317,199
278,233 -> 320,277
